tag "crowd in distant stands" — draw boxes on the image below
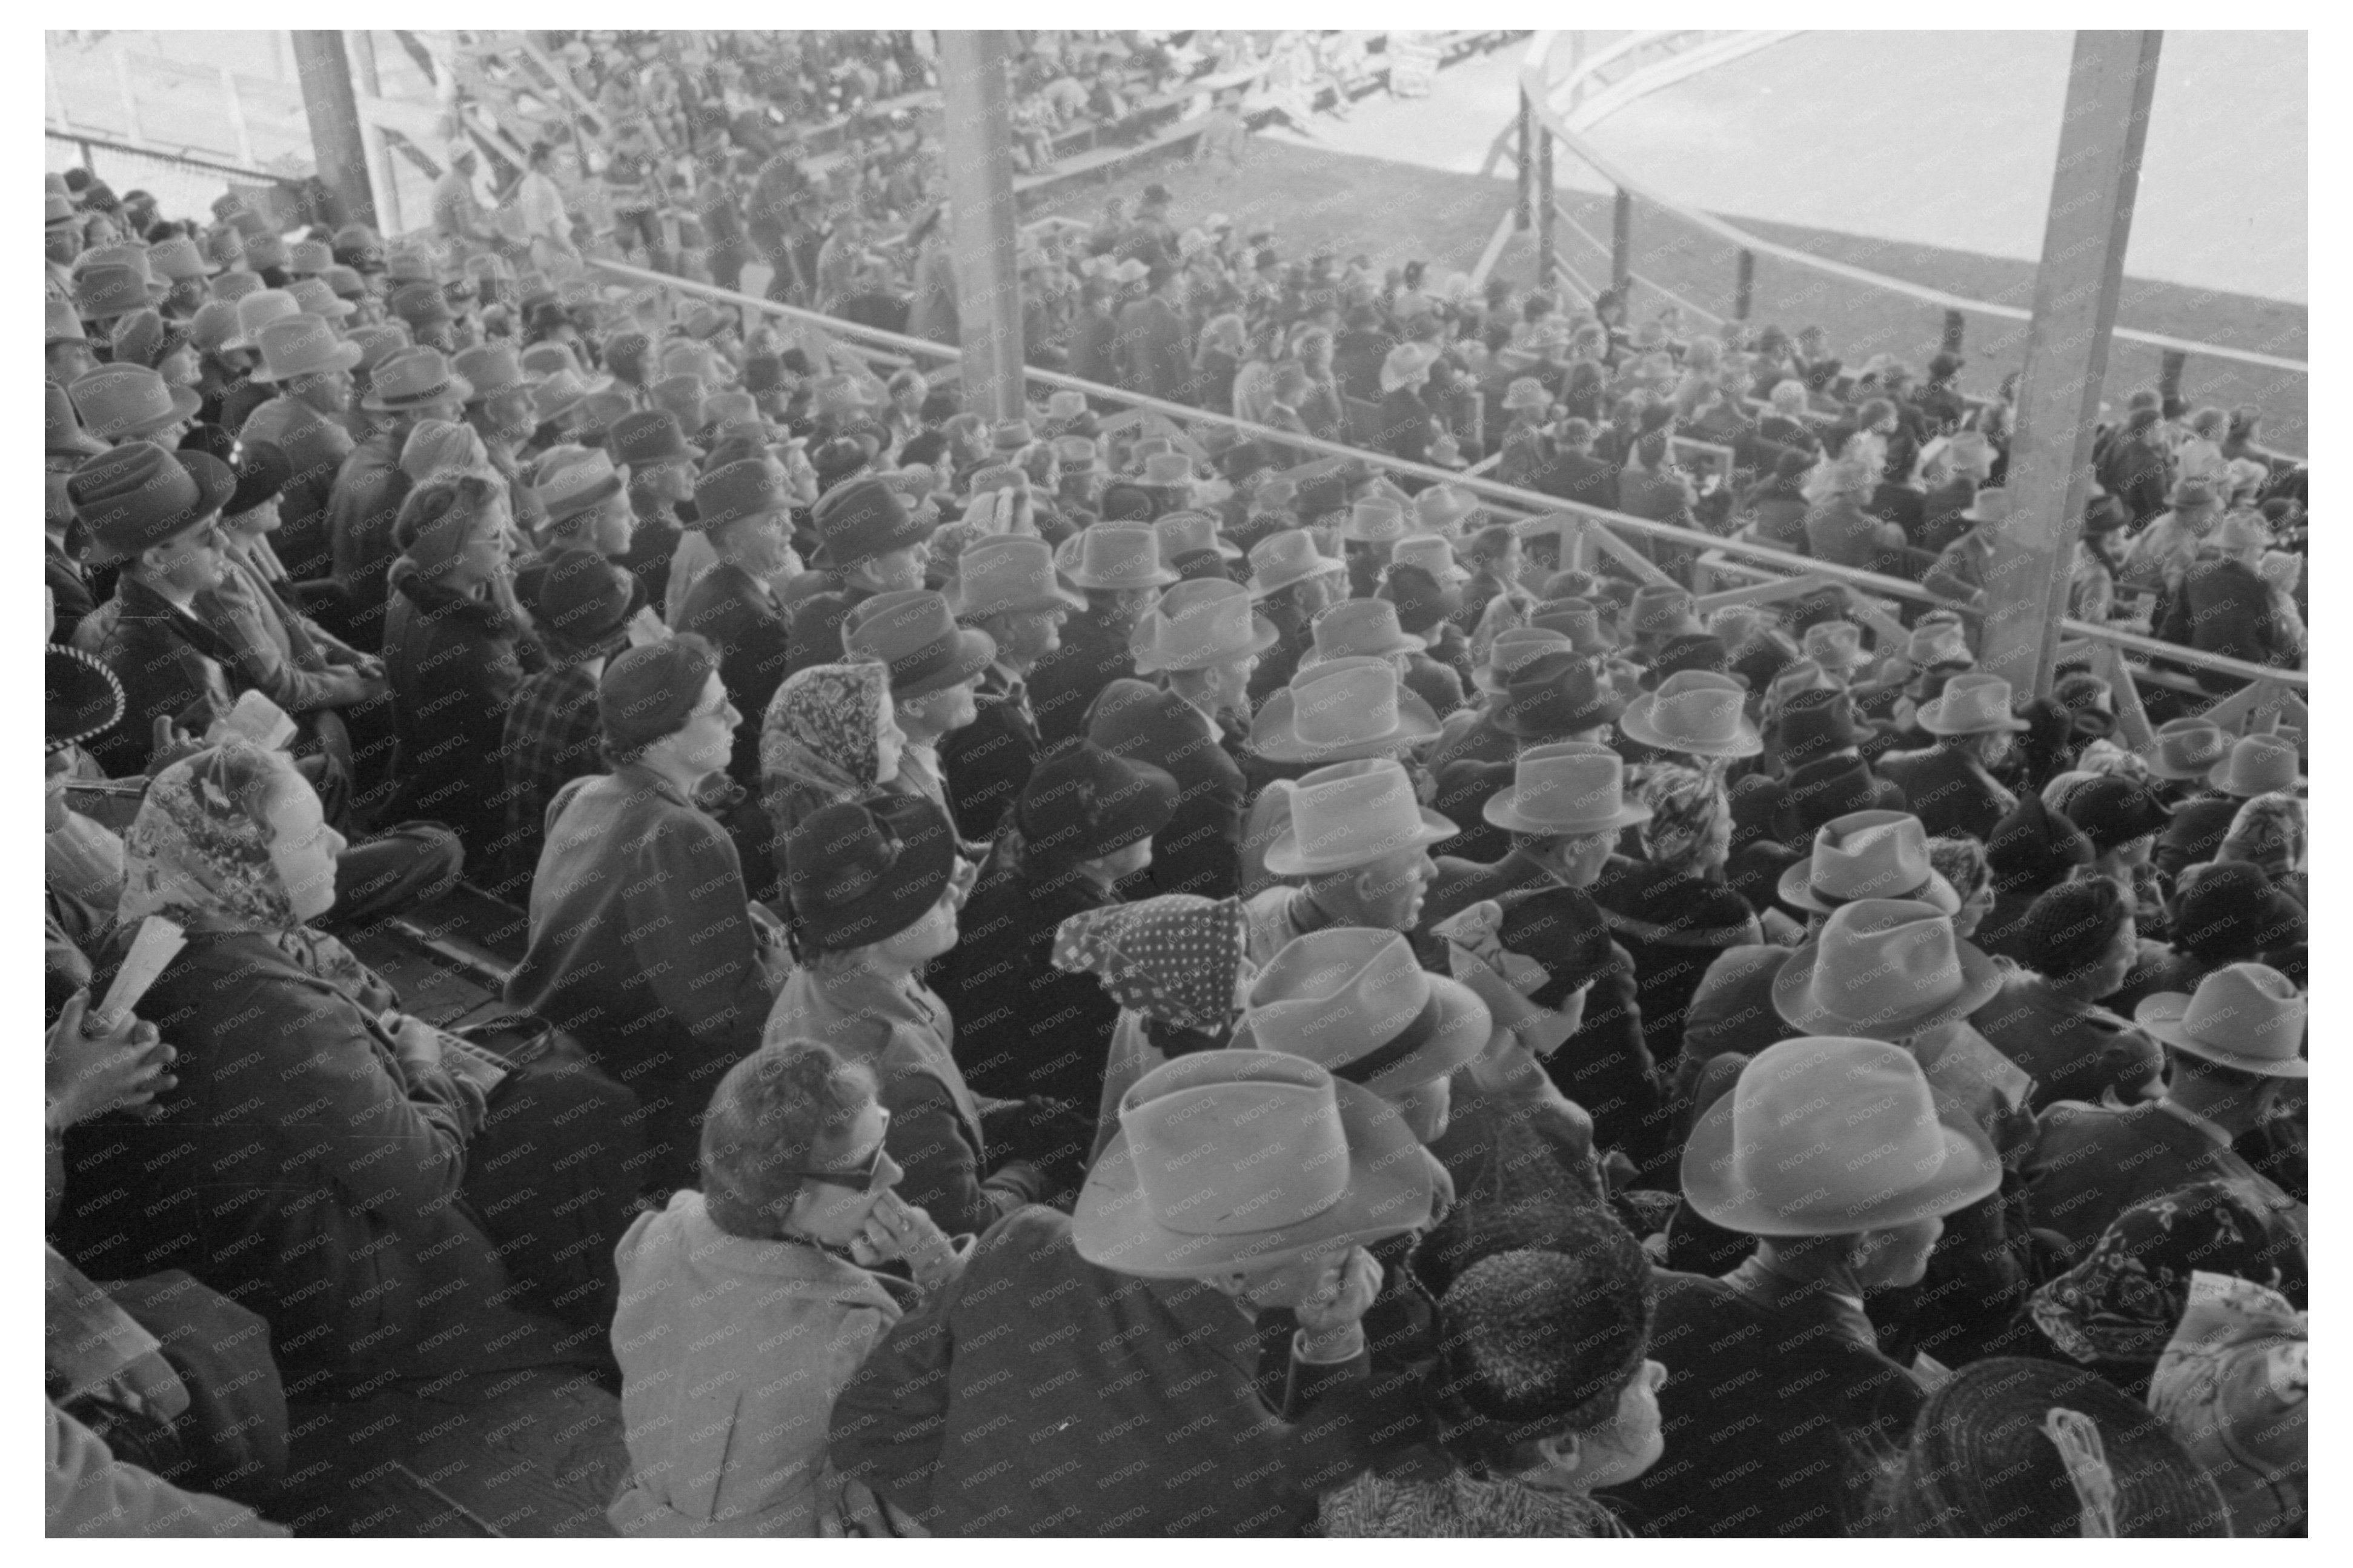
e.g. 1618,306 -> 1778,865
42,35 -> 2306,1541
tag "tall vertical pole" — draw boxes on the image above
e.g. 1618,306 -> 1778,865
291,30 -> 377,230
1980,30 -> 2162,697
935,30 -> 1025,421
1514,89 -> 1532,231
347,30 -> 404,233
1611,187 -> 1633,291
1535,129 -> 1555,294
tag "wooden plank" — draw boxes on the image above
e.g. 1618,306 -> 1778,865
1696,573 -> 1834,614
2096,641 -> 2157,754
1979,31 -> 2163,697
1837,590 -> 1911,652
1584,521 -> 1676,586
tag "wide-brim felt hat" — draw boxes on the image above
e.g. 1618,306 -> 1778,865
1681,1034 -> 2003,1237
71,368 -> 202,441
1231,954 -> 1492,1098
1056,525 -> 1180,591
1075,1051 -> 1438,1278
949,534 -> 1087,620
1129,586 -> 1281,674
1480,740 -> 1653,837
845,590 -> 998,699
1772,899 -> 2004,1041
1250,669 -> 1442,764
359,357 -> 474,413
1018,741 -> 1181,864
2134,965 -> 2306,1079
2205,735 -> 2303,798
47,644 -> 126,754
1619,676 -> 1764,759
1495,651 -> 1625,739
809,477 -> 931,566
247,317 -> 364,383
69,443 -> 237,563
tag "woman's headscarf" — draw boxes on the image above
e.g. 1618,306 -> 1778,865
1052,894 -> 1248,1036
1634,763 -> 1724,872
760,661 -> 892,805
2029,1180 -> 2303,1370
2149,1272 -> 2309,1538
2221,791 -> 2305,883
119,738 -> 303,932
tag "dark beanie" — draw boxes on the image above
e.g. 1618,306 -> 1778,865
599,633 -> 720,756
1986,792 -> 2096,892
2017,877 -> 2128,983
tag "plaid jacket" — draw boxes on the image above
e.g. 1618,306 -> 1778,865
500,658 -> 603,883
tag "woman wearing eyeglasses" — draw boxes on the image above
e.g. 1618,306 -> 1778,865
609,1039 -> 966,1537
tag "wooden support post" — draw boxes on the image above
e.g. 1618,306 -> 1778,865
221,69 -> 257,167
935,30 -> 1025,422
1536,130 -> 1555,292
1734,248 -> 1754,321
1979,30 -> 2162,699
113,47 -> 144,143
291,31 -> 378,230
1611,186 -> 1633,290
1515,89 -> 1532,232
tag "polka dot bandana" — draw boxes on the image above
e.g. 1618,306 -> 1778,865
1052,894 -> 1247,1034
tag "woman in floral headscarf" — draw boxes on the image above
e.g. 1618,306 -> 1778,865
2150,1270 -> 2308,1538
1054,893 -> 1252,1160
2022,1178 -> 2304,1403
761,660 -> 906,884
55,740 -> 593,1393
1589,764 -> 1760,1085
2218,789 -> 2306,906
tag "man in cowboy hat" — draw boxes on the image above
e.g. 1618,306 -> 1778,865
2025,963 -> 2306,1259
1027,524 -> 1178,750
940,535 -> 1084,840
1611,1034 -> 2000,1537
1243,756 -> 1455,968
326,346 -> 473,649
66,442 -> 242,776
677,457 -> 808,790
506,634 -> 784,1192
237,315 -> 362,585
831,1051 -> 1435,1536
934,740 -> 1180,1110
1874,672 -> 2028,842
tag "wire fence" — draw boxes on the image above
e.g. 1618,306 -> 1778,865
45,132 -> 290,230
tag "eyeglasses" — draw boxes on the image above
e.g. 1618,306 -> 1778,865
782,1109 -> 892,1192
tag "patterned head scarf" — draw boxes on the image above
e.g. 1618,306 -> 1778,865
119,738 -> 304,932
2149,1272 -> 2309,1538
1052,894 -> 1248,1034
2221,791 -> 2305,883
2029,1180 -> 2303,1369
1634,763 -> 1725,872
761,661 -> 892,802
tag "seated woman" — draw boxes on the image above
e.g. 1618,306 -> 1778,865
1867,1357 -> 2229,1536
609,1040 -> 966,1536
767,796 -> 1050,1238
760,660 -> 906,888
56,740 -> 601,1394
1319,1202 -> 1666,1536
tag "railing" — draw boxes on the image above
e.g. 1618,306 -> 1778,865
588,257 -> 2305,711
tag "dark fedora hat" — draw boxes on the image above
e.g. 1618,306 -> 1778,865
809,476 -> 931,568
68,441 -> 236,563
47,643 -> 125,754
224,439 -> 293,518
1645,631 -> 1731,688
782,795 -> 959,955
532,545 -> 640,656
843,590 -> 997,700
689,456 -> 795,535
1776,686 -> 1868,766
610,408 -> 702,470
1495,651 -> 1624,740
1017,740 -> 1180,866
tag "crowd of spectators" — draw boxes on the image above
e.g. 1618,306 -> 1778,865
42,42 -> 2306,1541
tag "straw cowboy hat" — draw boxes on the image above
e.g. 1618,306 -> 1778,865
1250,657 -> 1441,765
246,315 -> 362,384
1057,524 -> 1179,591
1473,628 -> 1575,696
1235,929 -> 1492,1097
1378,342 -> 1440,394
951,534 -> 1086,621
1681,1034 -> 2003,1237
1481,741 -> 1653,837
1246,529 -> 1347,598
1074,1050 -> 1440,1278
1801,620 -> 1872,677
1129,577 -> 1279,674
2138,719 -> 2231,783
1263,757 -> 1456,877
68,364 -> 199,441
2134,963 -> 2306,1080
1773,897 -> 2003,1041
1778,809 -> 1961,916
1619,671 -> 1764,759
2205,734 -> 2302,799
1301,599 -> 1423,666
1916,673 -> 2029,736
